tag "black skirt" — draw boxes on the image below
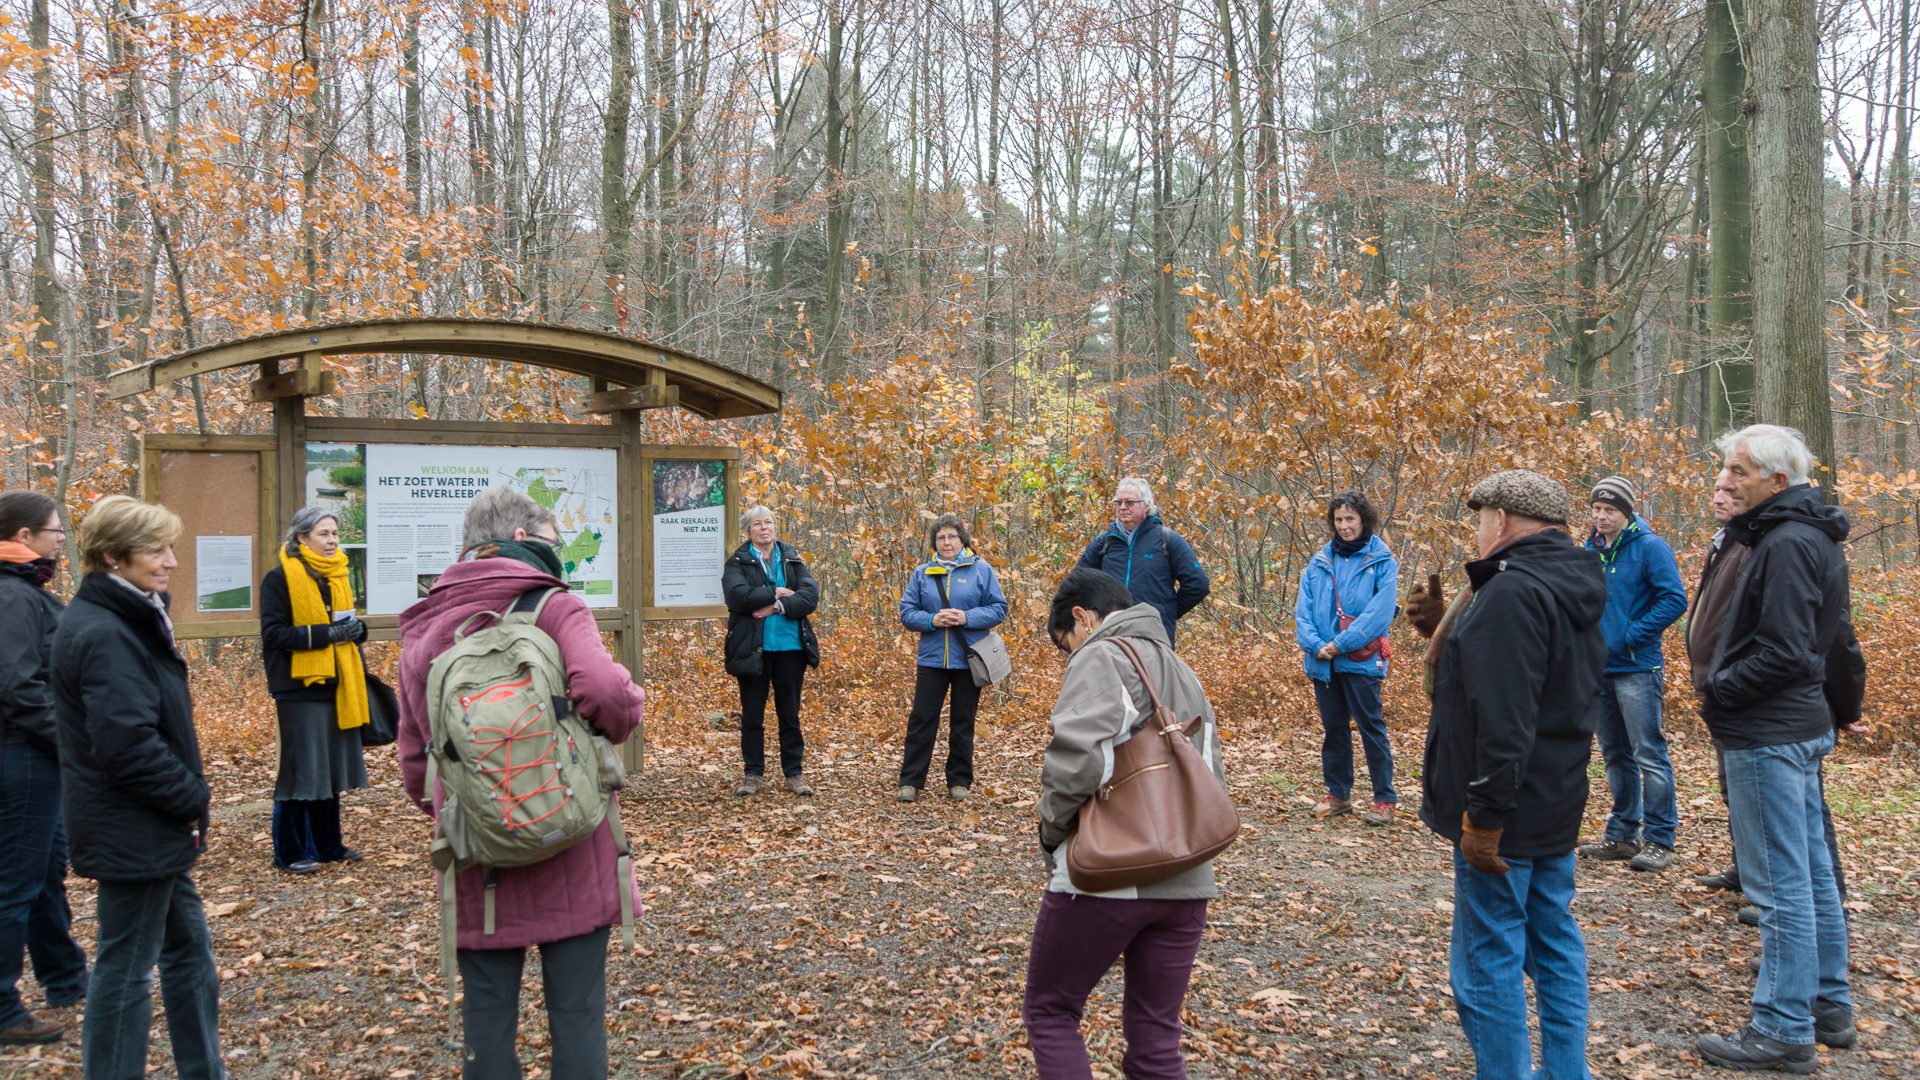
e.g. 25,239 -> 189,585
273,698 -> 370,801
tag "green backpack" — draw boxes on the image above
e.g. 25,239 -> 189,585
423,588 -> 635,1050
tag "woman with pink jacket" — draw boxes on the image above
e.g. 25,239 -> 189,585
396,486 -> 643,1080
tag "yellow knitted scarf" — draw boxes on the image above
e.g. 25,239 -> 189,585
280,542 -> 369,731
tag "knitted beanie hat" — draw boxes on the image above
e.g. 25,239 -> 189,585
1590,476 -> 1636,517
1467,470 -> 1572,526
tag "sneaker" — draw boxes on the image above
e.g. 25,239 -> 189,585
1737,904 -> 1760,927
1577,837 -> 1641,861
785,774 -> 814,797
948,786 -> 970,801
1813,1000 -> 1857,1049
1629,843 -> 1674,872
1695,1026 -> 1817,1073
1697,866 -> 1742,891
734,774 -> 766,797
1362,801 -> 1396,826
0,1016 -> 65,1045
896,786 -> 918,803
1311,795 -> 1352,819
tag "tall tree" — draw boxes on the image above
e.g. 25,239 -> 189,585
1703,0 -> 1753,433
1745,0 -> 1835,477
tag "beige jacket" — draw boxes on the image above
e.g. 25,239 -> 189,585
1037,604 -> 1227,899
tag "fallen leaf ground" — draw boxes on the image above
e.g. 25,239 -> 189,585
5,687 -> 1917,1079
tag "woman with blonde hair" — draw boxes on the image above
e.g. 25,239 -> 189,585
259,505 -> 371,873
51,495 -> 225,1078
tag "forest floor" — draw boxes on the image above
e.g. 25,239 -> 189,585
3,687 -> 1918,1079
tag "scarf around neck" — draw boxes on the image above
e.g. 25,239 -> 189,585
1331,532 -> 1371,558
279,542 -> 368,731
0,540 -> 56,584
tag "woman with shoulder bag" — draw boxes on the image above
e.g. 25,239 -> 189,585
895,513 -> 1007,803
259,506 -> 371,873
1294,490 -> 1400,825
52,496 -> 226,1078
1022,568 -> 1228,1080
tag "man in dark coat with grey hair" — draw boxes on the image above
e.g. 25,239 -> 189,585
1405,469 -> 1607,1080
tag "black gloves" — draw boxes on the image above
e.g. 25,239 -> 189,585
327,617 -> 367,644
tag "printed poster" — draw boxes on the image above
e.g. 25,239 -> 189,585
651,459 -> 727,607
362,444 -> 619,615
194,535 -> 253,612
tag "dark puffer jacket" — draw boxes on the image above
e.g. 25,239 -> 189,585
1702,484 -> 1853,749
51,573 -> 210,882
722,541 -> 821,677
0,559 -> 64,752
1419,530 -> 1607,859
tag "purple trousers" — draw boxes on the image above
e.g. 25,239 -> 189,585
1021,890 -> 1209,1079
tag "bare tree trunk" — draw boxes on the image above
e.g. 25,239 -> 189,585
1705,0 -> 1754,433
28,0 -> 60,467
1746,0 -> 1835,480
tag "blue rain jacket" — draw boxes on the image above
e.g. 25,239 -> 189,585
899,551 -> 1009,670
1074,515 -> 1210,646
1294,535 -> 1399,681
1585,516 -> 1688,674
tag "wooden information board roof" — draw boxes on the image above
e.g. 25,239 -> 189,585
107,318 -> 780,419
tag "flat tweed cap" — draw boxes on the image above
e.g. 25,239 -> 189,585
1468,470 -> 1571,525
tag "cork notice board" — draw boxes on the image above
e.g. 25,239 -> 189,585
138,435 -> 277,639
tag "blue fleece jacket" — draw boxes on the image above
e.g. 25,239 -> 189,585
1294,535 -> 1399,680
898,552 -> 1008,670
1075,515 -> 1210,646
1585,516 -> 1688,674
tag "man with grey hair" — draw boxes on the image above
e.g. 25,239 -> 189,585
1075,477 -> 1210,648
1693,424 -> 1855,1072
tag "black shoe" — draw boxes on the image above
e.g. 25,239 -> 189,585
1577,837 -> 1640,861
1737,904 -> 1760,927
1698,866 -> 1742,891
281,859 -> 323,874
1695,1027 -> 1817,1073
334,848 -> 364,863
1813,1000 -> 1856,1049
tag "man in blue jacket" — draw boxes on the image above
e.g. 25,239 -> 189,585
1575,476 -> 1689,873
1075,477 -> 1210,648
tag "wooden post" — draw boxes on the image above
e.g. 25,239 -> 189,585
617,407 -> 646,772
270,356 -> 316,538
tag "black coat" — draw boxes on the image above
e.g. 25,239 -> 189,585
259,562 -> 363,701
51,573 -> 210,882
0,559 -> 63,752
722,541 -> 820,677
1702,484 -> 1853,749
1420,530 -> 1608,859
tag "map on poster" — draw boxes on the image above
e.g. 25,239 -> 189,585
361,444 -> 619,614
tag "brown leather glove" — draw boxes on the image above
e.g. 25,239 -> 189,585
1406,573 -> 1446,639
1458,812 -> 1509,875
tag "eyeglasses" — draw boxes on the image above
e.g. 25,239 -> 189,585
34,526 -> 66,536
1111,498 -> 1143,508
528,533 -> 559,547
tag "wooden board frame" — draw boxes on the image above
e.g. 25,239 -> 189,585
637,445 -> 742,622
139,435 -> 277,641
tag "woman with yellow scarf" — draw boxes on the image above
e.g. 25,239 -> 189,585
259,507 -> 370,874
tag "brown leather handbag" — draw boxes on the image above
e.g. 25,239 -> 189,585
1065,638 -> 1241,892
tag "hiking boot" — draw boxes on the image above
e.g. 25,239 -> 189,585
1577,837 -> 1641,861
1697,866 -> 1742,892
1695,1026 -> 1817,1073
734,774 -> 766,797
1629,843 -> 1674,872
896,785 -> 918,803
1737,904 -> 1760,927
1362,801 -> 1396,826
0,1016 -> 65,1045
1311,795 -> 1352,819
948,786 -> 970,801
785,774 -> 814,797
1813,1000 -> 1857,1049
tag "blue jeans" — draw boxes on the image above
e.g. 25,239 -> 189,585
1450,850 -> 1590,1080
0,742 -> 88,1027
1723,732 -> 1850,1045
85,873 -> 224,1079
1312,674 -> 1396,804
1592,670 -> 1676,849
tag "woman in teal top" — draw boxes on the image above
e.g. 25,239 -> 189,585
722,506 -> 821,797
